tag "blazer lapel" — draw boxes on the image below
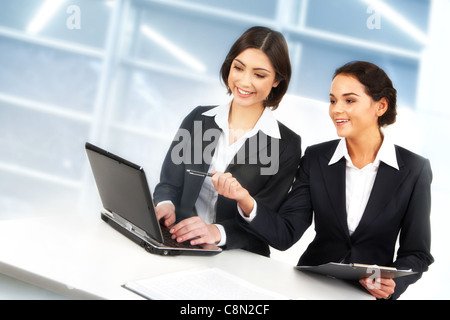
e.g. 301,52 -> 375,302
351,154 -> 409,239
227,131 -> 272,171
199,115 -> 221,173
319,153 -> 350,238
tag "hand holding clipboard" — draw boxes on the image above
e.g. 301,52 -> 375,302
296,262 -> 416,280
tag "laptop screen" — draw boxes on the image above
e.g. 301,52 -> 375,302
85,143 -> 163,243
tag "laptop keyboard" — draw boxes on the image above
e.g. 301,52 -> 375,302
160,225 -> 202,249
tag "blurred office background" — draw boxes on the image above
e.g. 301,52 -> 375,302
0,0 -> 449,299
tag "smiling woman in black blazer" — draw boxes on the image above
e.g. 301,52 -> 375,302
153,26 -> 301,257
213,61 -> 434,299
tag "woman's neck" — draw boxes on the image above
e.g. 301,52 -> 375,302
227,101 -> 265,145
229,102 -> 264,129
346,130 -> 383,169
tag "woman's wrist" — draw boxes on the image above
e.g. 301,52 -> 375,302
237,192 -> 255,217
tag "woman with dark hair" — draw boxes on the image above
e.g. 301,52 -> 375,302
153,26 -> 301,256
213,61 -> 433,299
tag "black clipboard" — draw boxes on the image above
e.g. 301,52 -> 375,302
296,262 -> 417,280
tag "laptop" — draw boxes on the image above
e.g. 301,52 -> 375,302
85,142 -> 222,256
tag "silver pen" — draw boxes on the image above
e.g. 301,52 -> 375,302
186,169 -> 214,177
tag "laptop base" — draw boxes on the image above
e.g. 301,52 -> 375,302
101,213 -> 221,256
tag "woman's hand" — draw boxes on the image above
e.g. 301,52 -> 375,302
169,216 -> 221,246
210,171 -> 255,217
359,277 -> 395,299
155,202 -> 176,227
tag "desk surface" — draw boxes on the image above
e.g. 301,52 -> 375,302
0,213 -> 371,300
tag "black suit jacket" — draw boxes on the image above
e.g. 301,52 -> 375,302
154,106 -> 301,256
242,139 -> 433,299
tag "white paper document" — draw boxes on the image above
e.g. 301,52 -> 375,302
123,267 -> 289,300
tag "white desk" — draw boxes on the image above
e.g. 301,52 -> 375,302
0,213 -> 371,300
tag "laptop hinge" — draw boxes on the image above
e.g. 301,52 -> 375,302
101,209 -> 164,247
